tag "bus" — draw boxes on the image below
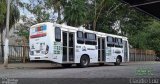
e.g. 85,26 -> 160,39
29,22 -> 129,68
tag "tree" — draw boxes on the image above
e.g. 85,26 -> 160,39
0,0 -> 20,28
85,0 -> 156,51
0,0 -> 20,40
64,0 -> 87,27
119,8 -> 153,48
22,0 -> 50,23
146,20 -> 160,51
84,0 -> 119,31
0,0 -> 6,27
91,0 -> 121,32
0,0 -> 20,57
45,0 -> 67,23
14,15 -> 36,45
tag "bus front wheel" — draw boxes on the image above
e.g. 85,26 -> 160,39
78,55 -> 90,68
114,57 -> 121,66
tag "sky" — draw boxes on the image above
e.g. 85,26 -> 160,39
19,0 -> 34,18
18,0 -> 58,21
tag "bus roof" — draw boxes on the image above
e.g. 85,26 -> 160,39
30,22 -> 52,29
31,22 -> 127,39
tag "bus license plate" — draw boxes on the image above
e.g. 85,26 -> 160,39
35,57 -> 40,59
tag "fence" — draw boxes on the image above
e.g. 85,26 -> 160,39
0,45 -> 157,63
129,49 -> 156,61
0,45 -> 29,63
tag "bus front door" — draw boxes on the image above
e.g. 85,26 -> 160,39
62,31 -> 75,62
98,37 -> 105,62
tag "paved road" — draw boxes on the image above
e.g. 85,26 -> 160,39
0,62 -> 160,78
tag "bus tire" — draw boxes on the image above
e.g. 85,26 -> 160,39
78,55 -> 90,68
62,64 -> 72,68
114,57 -> 121,66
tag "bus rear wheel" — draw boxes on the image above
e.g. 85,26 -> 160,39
78,55 -> 90,68
114,57 -> 121,66
62,64 -> 72,68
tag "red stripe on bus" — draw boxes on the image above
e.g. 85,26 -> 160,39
30,33 -> 46,38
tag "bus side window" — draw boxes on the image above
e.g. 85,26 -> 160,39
115,38 -> 123,48
85,33 -> 97,45
115,38 -> 119,47
55,27 -> 61,42
118,38 -> 123,48
107,36 -> 114,47
77,31 -> 84,44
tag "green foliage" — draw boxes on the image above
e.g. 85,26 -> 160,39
0,0 -> 20,30
45,0 -> 67,23
64,0 -> 87,27
146,21 -> 160,51
17,26 -> 29,42
85,0 -> 110,30
0,0 -> 7,25
14,15 -> 36,43
22,0 -> 50,23
127,20 -> 160,51
94,1 -> 119,33
9,5 -> 20,28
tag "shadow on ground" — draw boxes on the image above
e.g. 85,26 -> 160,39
24,63 -> 127,70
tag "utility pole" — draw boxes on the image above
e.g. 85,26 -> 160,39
4,0 -> 11,68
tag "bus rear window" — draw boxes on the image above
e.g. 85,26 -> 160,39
30,25 -> 47,38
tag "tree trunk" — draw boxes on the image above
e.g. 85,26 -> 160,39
22,36 -> 27,63
93,21 -> 96,31
1,28 -> 4,58
93,0 -> 97,31
2,28 -> 6,45
2,28 -> 16,63
57,7 -> 61,23
93,0 -> 105,31
1,28 -> 6,58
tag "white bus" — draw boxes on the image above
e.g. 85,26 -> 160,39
29,22 -> 129,67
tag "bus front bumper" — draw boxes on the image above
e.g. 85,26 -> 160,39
29,56 -> 50,61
